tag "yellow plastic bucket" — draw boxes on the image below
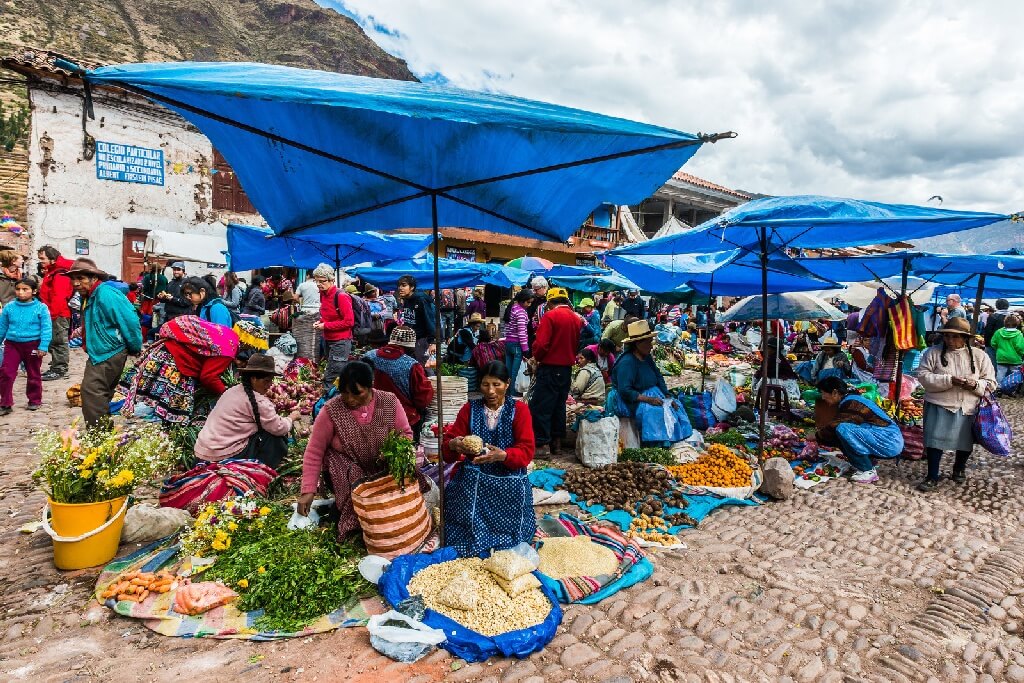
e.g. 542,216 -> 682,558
44,497 -> 128,570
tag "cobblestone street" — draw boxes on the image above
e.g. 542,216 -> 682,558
3,350 -> 1024,682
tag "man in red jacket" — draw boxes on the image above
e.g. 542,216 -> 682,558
362,326 -> 435,442
529,287 -> 582,457
37,245 -> 74,380
311,264 -> 354,389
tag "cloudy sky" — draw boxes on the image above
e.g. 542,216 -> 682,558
317,0 -> 1023,217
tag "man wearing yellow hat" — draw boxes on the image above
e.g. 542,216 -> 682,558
529,287 -> 582,456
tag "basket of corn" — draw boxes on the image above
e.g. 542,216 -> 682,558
377,547 -> 562,663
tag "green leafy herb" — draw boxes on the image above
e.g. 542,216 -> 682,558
705,431 -> 748,448
619,447 -> 675,465
379,430 -> 416,489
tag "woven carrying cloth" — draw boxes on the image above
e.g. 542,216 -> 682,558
159,459 -> 277,514
119,342 -> 198,424
159,315 -> 239,358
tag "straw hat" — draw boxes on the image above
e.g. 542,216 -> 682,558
344,284 -> 359,294
238,353 -> 281,376
622,319 -> 656,344
65,258 -> 108,279
939,317 -> 973,336
467,312 -> 485,324
820,332 -> 841,347
389,325 -> 417,348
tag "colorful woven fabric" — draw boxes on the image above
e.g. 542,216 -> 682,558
119,342 -> 198,423
159,459 -> 277,514
534,514 -> 648,604
233,321 -> 270,351
888,297 -> 917,351
94,538 -> 384,640
159,315 -> 239,358
856,288 -> 892,338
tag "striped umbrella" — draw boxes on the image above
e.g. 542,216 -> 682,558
505,256 -> 555,271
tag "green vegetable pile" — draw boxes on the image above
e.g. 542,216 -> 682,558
203,507 -> 371,632
439,362 -> 466,377
619,447 -> 676,466
704,431 -> 749,448
380,430 -> 416,489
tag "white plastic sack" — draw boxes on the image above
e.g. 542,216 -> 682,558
618,417 -> 641,450
576,417 -> 619,468
711,377 -> 737,421
121,504 -> 192,544
367,610 -> 447,663
515,361 -> 531,395
288,498 -> 335,530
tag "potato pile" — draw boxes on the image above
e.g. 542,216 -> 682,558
667,444 -> 753,488
408,558 -> 551,636
560,462 -> 673,514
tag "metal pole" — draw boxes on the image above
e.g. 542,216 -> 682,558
701,272 -> 715,392
334,245 -> 341,287
891,258 -> 910,414
431,193 -> 446,545
757,227 -> 769,462
971,273 -> 987,334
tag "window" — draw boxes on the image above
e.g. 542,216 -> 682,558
212,149 -> 257,214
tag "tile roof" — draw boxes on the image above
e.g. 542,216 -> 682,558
670,171 -> 750,200
1,47 -> 105,79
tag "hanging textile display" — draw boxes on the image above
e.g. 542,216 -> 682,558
888,296 -> 917,351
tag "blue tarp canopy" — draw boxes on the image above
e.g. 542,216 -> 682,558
604,249 -> 842,296
86,62 -> 720,243
931,273 -> 1024,299
548,272 -> 639,293
611,196 -> 1013,255
795,251 -> 1024,284
349,256 -> 530,290
225,223 -> 432,271
545,264 -> 607,278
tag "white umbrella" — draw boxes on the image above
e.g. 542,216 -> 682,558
719,292 -> 846,322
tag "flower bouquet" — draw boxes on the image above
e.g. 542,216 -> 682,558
179,493 -> 273,558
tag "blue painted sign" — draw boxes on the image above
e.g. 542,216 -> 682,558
95,141 -> 164,186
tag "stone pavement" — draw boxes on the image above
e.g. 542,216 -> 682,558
2,349 -> 1024,682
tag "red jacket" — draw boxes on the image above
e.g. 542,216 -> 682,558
318,285 -> 354,341
164,340 -> 233,395
441,400 -> 535,470
533,304 -> 581,366
368,345 -> 435,426
39,256 -> 74,319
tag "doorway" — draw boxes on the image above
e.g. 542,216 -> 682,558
122,229 -> 149,283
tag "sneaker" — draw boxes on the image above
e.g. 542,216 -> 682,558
851,469 -> 879,484
41,371 -> 67,381
0,407 -> 11,416
917,478 -> 940,492
951,470 -> 966,484
26,404 -> 41,411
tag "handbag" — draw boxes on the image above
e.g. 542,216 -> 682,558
999,367 -> 1023,394
237,384 -> 289,469
973,393 -> 1012,456
680,390 -> 715,431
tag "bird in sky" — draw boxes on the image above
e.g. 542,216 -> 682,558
927,195 -> 943,204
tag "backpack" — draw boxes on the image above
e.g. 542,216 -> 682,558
201,300 -> 240,326
439,289 -> 455,310
335,291 -> 372,336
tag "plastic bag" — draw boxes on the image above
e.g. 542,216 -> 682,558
973,394 -> 1012,456
514,361 -> 531,395
120,504 -> 191,544
484,548 -> 536,581
367,610 -> 447,663
439,572 -> 480,610
711,378 -> 737,421
680,391 -> 715,431
172,582 -> 238,615
999,367 -> 1023,394
287,498 -> 334,530
575,416 -> 619,468
493,572 -> 542,597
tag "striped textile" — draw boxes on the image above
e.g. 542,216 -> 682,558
159,459 -> 277,514
534,513 -> 646,603
888,297 -> 917,351
351,474 -> 432,559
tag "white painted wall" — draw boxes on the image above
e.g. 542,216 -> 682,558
25,85 -> 253,279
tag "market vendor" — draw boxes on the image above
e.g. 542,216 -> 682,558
754,335 -> 801,400
585,338 -> 617,384
120,315 -> 239,423
362,326 -> 435,442
708,324 -> 733,354
611,320 -> 668,415
726,322 -> 753,354
194,353 -> 298,467
442,360 -> 536,555
814,376 -> 903,485
795,333 -> 851,383
182,277 -> 234,328
297,361 -> 423,539
571,348 -> 607,405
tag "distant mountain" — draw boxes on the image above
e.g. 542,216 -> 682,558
912,220 -> 1024,254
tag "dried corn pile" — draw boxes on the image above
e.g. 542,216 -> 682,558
538,536 -> 618,578
408,558 -> 551,635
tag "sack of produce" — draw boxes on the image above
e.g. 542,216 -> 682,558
493,572 -> 542,597
172,582 -> 238,615
351,474 -> 432,559
121,504 -> 192,544
438,572 -> 480,610
575,416 -> 619,468
379,547 -> 561,663
367,610 -> 447,663
483,548 -> 536,582
680,390 -> 715,431
899,424 -> 924,460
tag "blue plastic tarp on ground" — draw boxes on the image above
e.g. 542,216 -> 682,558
350,256 -> 530,289
529,468 -> 756,534
226,223 -> 432,270
611,196 -> 1011,255
87,62 -> 708,243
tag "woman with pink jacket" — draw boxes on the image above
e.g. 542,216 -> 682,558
503,289 -> 534,396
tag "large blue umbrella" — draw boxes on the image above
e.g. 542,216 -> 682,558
350,256 -> 530,290
226,223 -> 433,271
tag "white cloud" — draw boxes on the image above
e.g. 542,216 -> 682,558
319,0 -> 1024,216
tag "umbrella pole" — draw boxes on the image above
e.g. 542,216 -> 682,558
431,193 -> 446,545
334,245 -> 341,287
971,273 -> 987,334
701,273 -> 714,392
891,259 -> 909,416
757,227 -> 769,463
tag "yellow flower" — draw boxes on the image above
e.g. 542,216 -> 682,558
211,537 -> 230,551
237,579 -> 249,588
80,469 -> 93,478
97,469 -> 110,480
227,521 -> 239,532
259,506 -> 271,516
214,530 -> 229,542
257,566 -> 266,574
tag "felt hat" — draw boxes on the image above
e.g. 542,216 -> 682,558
65,258 -> 108,279
238,353 -> 280,376
939,317 -> 973,336
579,297 -> 595,308
546,287 -> 569,302
389,325 -> 417,348
820,332 -> 841,347
467,312 -> 485,324
622,319 -> 656,344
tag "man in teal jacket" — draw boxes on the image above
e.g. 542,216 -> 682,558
67,258 -> 143,425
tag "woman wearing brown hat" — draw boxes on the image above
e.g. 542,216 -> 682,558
916,317 -> 996,491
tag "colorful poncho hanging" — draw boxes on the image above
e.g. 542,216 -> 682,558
888,296 -> 917,351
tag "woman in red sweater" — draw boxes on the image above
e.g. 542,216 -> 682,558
442,360 -> 535,556
120,315 -> 239,423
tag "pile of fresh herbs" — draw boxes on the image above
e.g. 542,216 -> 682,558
379,430 -> 416,489
619,447 -> 676,466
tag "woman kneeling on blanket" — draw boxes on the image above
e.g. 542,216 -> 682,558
814,376 -> 903,485
442,360 -> 536,556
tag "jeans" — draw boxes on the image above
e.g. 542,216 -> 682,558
996,364 -> 1016,383
505,342 -> 524,395
323,339 -> 352,389
529,364 -> 572,447
835,431 -> 874,473
441,311 -> 455,341
0,340 -> 42,407
48,317 -> 70,375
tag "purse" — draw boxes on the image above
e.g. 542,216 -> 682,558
237,385 -> 289,469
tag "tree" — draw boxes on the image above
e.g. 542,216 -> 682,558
0,101 -> 30,152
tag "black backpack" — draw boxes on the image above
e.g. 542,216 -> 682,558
335,291 -> 373,336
